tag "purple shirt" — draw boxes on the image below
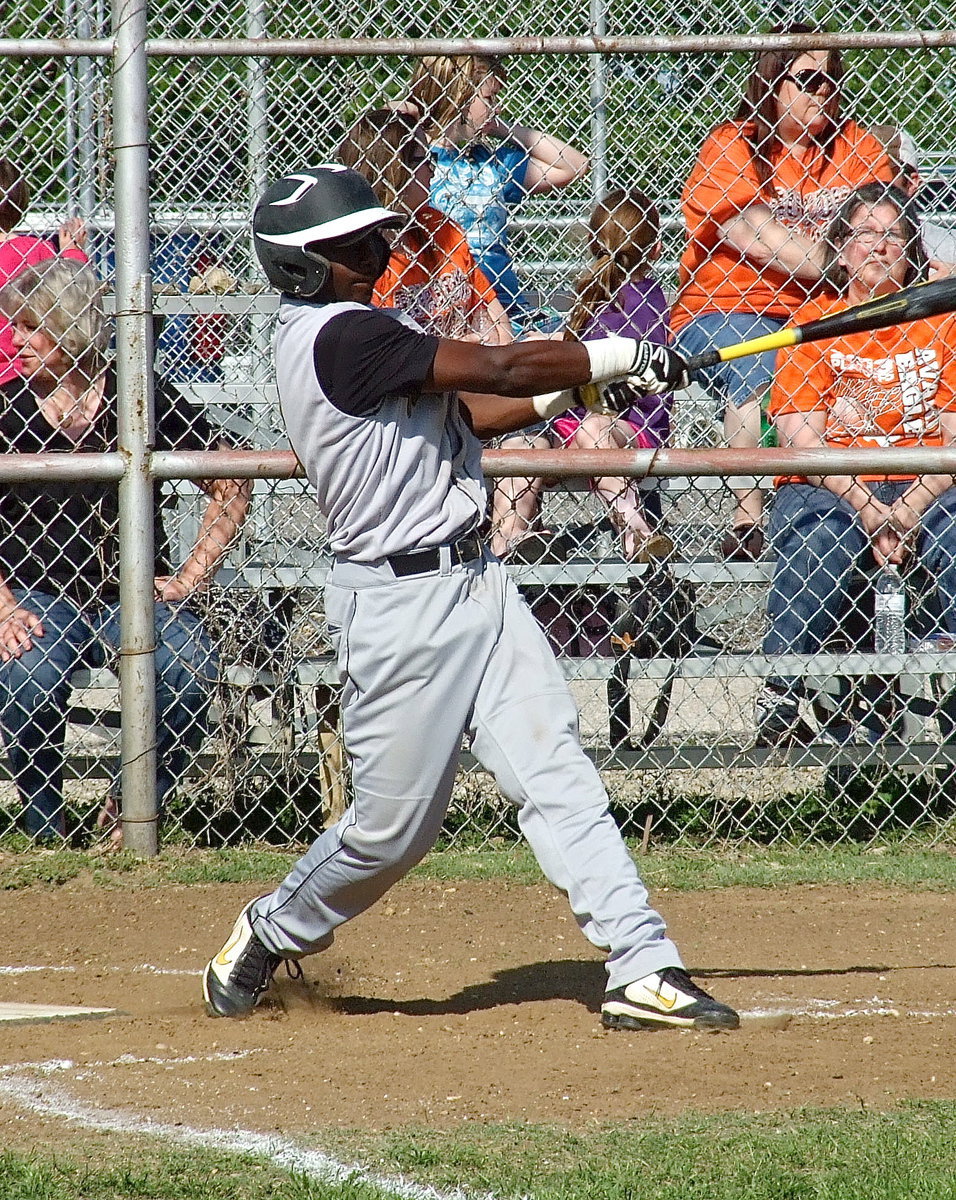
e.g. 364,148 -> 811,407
576,276 -> 673,446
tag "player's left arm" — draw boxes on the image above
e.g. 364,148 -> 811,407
457,389 -> 537,436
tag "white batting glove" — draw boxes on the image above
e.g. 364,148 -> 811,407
585,336 -> 689,393
531,389 -> 574,419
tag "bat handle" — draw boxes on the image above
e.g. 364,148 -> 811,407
684,349 -> 721,373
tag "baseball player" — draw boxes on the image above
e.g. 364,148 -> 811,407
202,164 -> 739,1033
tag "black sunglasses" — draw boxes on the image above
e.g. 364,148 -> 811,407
785,68 -> 837,94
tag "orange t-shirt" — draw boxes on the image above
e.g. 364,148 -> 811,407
374,205 -> 498,340
671,120 -> 893,331
769,295 -> 956,482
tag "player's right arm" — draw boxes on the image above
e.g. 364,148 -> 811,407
430,334 -> 686,433
315,308 -> 686,438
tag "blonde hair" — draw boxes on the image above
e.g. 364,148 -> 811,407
566,188 -> 660,336
338,108 -> 423,212
0,258 -> 109,372
408,54 -> 504,140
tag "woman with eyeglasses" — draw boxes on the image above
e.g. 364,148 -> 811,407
755,182 -> 956,745
672,24 -> 894,561
339,108 -> 513,345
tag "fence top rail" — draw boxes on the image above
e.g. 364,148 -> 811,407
481,445 -> 956,479
2,31 -> 956,58
2,445 -> 956,480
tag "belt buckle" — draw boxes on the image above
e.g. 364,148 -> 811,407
457,534 -> 480,564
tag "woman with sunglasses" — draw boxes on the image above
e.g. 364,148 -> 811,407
339,108 -> 513,345
756,182 -> 956,745
672,24 -> 894,560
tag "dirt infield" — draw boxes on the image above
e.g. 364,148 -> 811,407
0,877 -> 954,1149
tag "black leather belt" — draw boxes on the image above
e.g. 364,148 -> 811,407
386,532 -> 483,577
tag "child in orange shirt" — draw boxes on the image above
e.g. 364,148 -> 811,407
339,108 -> 512,344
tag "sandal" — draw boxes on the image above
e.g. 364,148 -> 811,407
624,531 -> 675,563
95,794 -> 125,851
503,530 -> 557,564
720,523 -> 765,562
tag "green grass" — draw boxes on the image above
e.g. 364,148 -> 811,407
0,1146 -> 391,1199
1,840 -> 955,892
419,841 -> 956,891
356,1103 -> 956,1198
4,1102 -> 956,1199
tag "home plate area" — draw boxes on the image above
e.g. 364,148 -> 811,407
0,1002 -> 117,1025
0,878 -> 953,1136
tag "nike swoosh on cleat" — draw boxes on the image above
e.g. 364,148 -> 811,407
642,983 -> 676,1010
215,930 -> 243,967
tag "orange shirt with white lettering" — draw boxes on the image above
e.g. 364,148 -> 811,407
770,295 -> 956,482
671,120 -> 892,331
374,205 -> 498,340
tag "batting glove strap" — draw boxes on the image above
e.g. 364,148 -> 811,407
585,335 -> 641,384
585,336 -> 689,395
531,389 -> 574,419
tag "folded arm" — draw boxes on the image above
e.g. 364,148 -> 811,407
155,453 -> 251,601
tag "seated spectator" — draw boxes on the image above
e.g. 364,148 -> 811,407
490,187 -> 675,562
407,53 -> 588,330
671,26 -> 893,561
870,124 -> 956,273
0,259 -> 250,844
338,107 -> 512,344
0,157 -> 88,384
756,182 -> 956,746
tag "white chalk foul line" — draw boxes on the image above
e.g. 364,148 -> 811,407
741,1001 -> 956,1020
0,965 -> 74,975
0,1056 -> 494,1200
0,963 -> 200,976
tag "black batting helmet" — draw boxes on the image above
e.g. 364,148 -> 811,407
252,164 -> 402,297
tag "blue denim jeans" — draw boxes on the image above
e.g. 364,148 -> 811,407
674,311 -> 787,418
0,588 -> 218,840
763,482 -> 956,695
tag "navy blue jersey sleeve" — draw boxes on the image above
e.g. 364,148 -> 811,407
313,308 -> 440,416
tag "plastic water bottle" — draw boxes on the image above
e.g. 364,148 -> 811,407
873,564 -> 907,655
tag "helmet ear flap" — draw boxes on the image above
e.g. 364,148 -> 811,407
302,244 -> 332,295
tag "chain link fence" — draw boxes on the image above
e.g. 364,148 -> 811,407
0,7 -> 955,850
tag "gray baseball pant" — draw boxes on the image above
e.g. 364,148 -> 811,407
251,548 -> 683,989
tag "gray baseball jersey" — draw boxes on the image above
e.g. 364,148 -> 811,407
275,298 -> 484,561
249,297 -> 684,991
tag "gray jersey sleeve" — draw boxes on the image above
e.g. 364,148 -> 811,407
313,309 -> 440,416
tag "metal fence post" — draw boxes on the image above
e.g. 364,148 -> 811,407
112,0 -> 158,855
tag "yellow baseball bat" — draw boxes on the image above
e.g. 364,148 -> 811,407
686,277 -> 956,371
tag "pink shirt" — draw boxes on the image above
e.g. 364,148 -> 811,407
0,235 -> 89,383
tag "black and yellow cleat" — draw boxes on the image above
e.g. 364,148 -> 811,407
203,901 -> 283,1018
602,967 -> 740,1032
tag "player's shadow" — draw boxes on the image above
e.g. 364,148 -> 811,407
698,963 -> 954,980
334,959 -> 605,1016
331,959 -> 944,1018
